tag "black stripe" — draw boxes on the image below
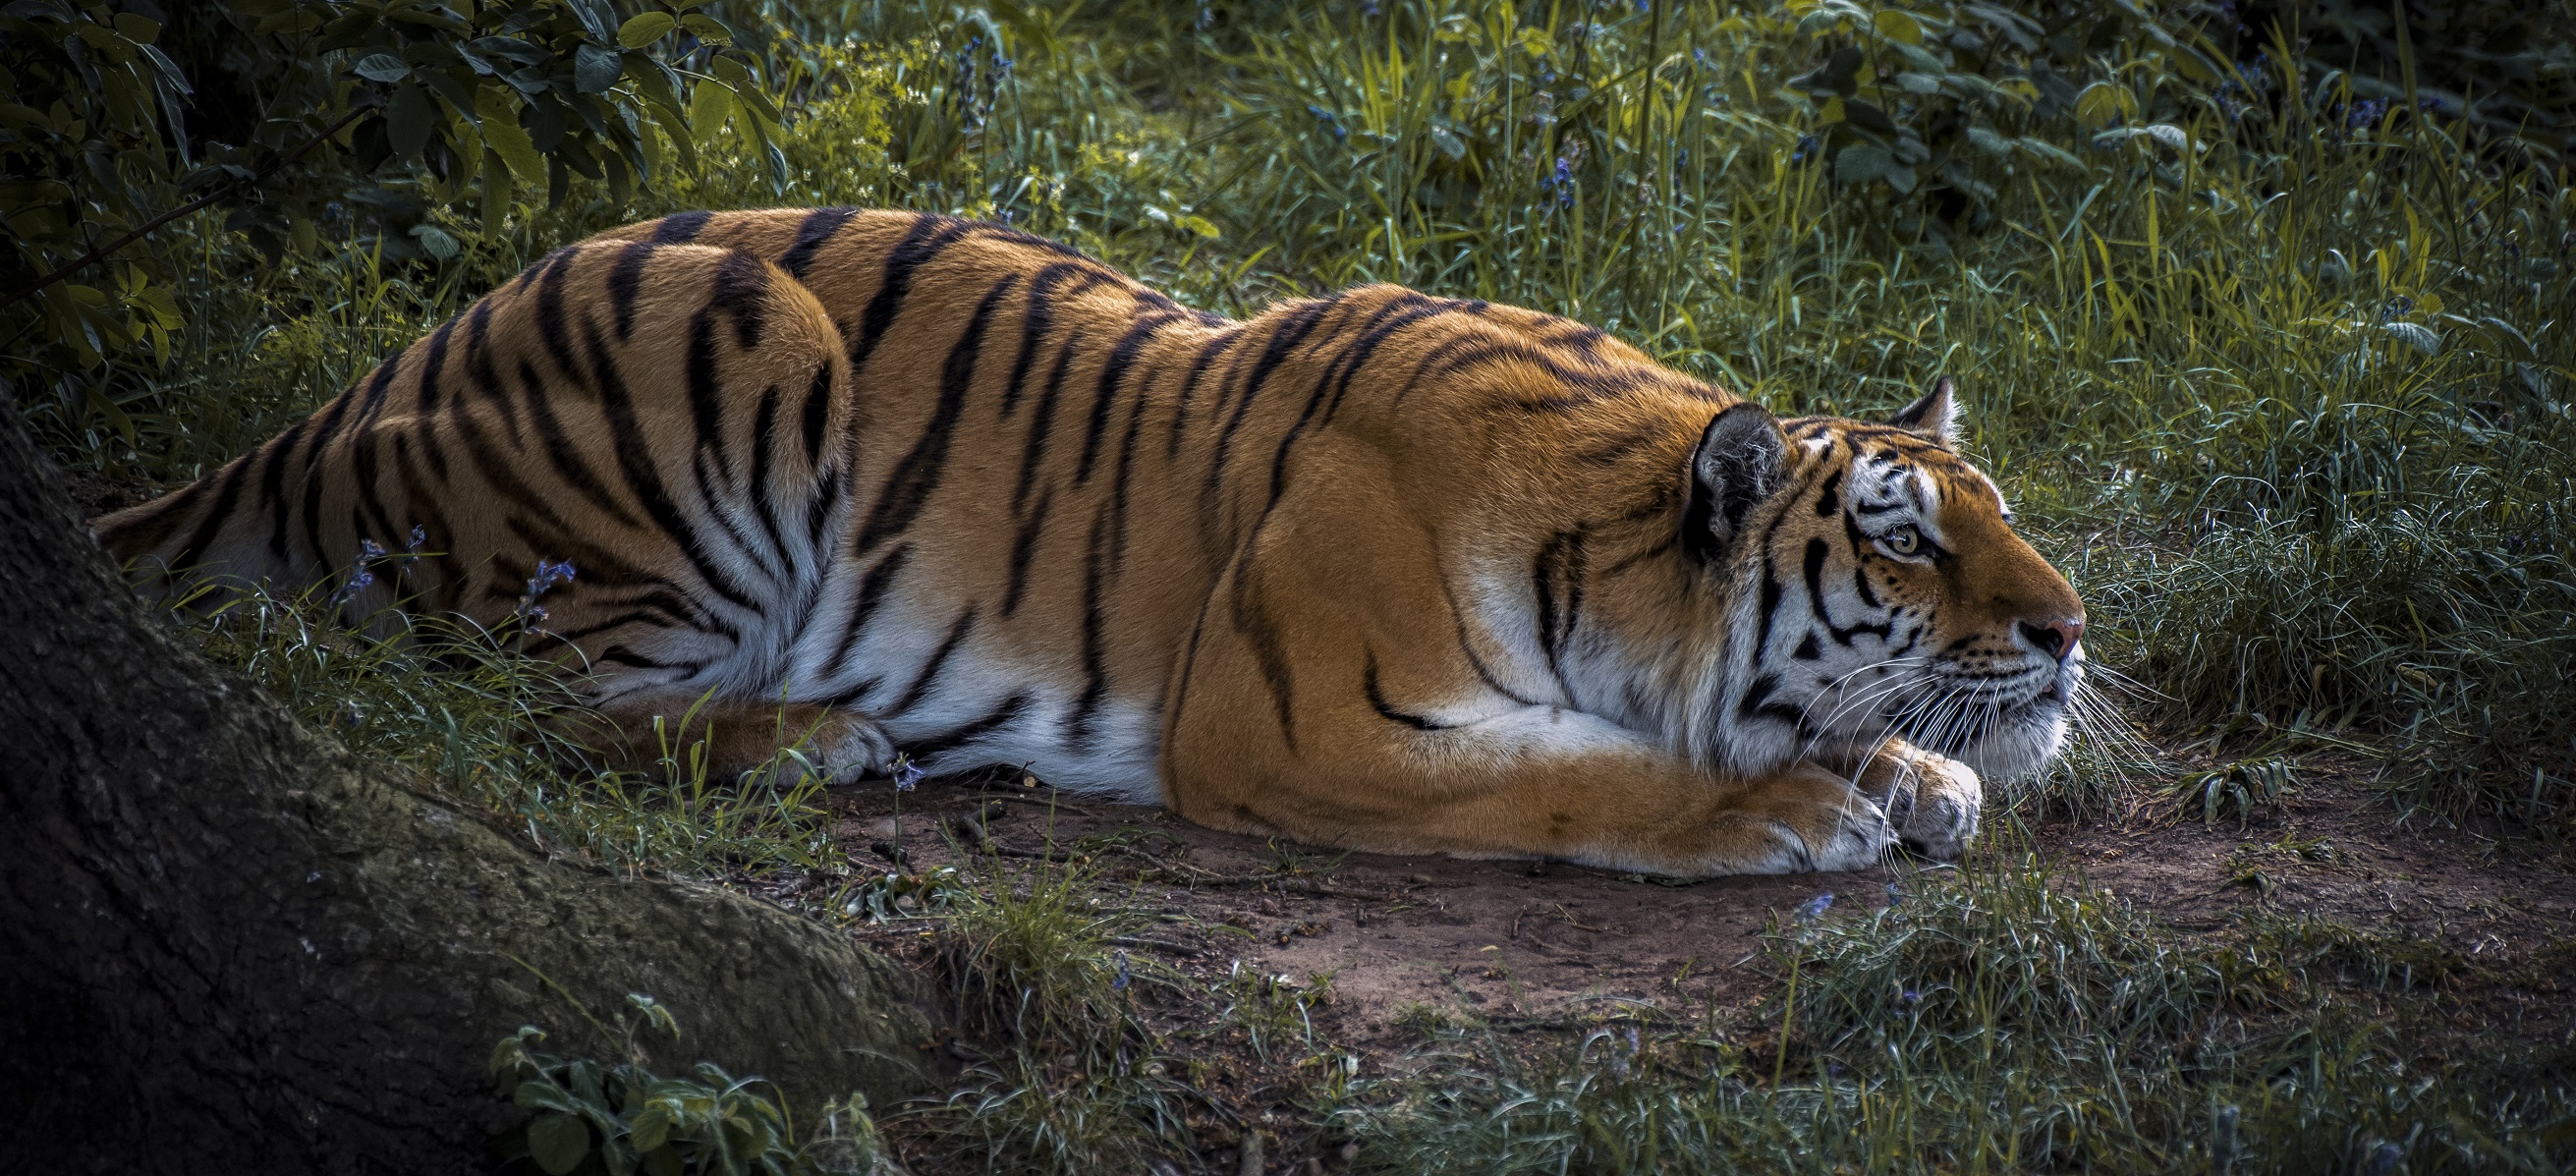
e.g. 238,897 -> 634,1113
1166,325 -> 1242,459
1793,632 -> 1821,661
1365,651 -> 1450,731
651,210 -> 713,244
1077,311 -> 1178,484
461,297 -> 525,447
258,420 -> 312,561
170,450 -> 258,572
825,543 -> 913,680
1064,510 -> 1113,751
886,607 -> 979,718
1805,536 -> 1891,645
847,213 -> 973,373
1000,484 -> 1052,619
608,240 -> 656,340
999,262 -> 1104,419
1317,296 -> 1449,425
776,205 -> 857,279
519,358 -> 644,530
1102,368 -> 1151,576
1754,557 -> 1783,658
805,467 -> 842,550
585,315 -> 759,611
685,256 -> 772,491
905,690 -> 1034,763
748,383 -> 791,568
1814,468 -> 1843,517
530,246 -> 586,382
853,272 -> 1018,553
1010,332 -> 1080,515
800,363 -> 832,468
1532,528 -> 1588,691
1205,297 -> 1336,497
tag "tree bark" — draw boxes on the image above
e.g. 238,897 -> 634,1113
0,402 -> 933,1173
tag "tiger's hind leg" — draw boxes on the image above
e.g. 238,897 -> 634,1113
563,696 -> 897,785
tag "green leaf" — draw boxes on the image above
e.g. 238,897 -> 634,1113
631,1105 -> 672,1153
679,14 -> 733,45
1834,143 -> 1891,185
476,86 -> 545,184
353,53 -> 411,84
386,82 -> 434,163
1428,126 -> 1466,160
617,12 -> 677,49
575,44 -> 623,93
1872,9 -> 1923,45
1841,99 -> 1899,139
1965,126 -> 2012,156
529,1113 -> 592,1176
2073,82 -> 2129,130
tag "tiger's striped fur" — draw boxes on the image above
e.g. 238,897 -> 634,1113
94,208 -> 2087,877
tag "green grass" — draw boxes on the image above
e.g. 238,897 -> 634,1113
48,0 -> 2574,818
1345,844 -> 2576,1174
28,1 -> 2576,1170
176,580 -> 842,877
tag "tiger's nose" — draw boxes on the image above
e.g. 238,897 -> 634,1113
2016,616 -> 2085,663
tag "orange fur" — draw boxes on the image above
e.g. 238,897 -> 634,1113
94,209 -> 2086,876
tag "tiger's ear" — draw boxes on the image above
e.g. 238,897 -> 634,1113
1684,403 -> 1789,564
1888,375 -> 1962,447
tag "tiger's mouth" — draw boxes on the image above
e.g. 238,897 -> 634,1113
1888,655 -> 2081,779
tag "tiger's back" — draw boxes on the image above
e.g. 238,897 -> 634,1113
97,208 -> 2089,877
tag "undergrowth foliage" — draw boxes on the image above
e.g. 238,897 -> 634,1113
22,0 -> 2576,1170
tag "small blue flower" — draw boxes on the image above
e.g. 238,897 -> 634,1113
893,758 -> 924,792
1884,881 -> 1906,905
1794,892 -> 1835,922
2361,1141 -> 2402,1176
1898,986 -> 1920,1006
1791,134 -> 1819,165
1111,949 -> 1132,990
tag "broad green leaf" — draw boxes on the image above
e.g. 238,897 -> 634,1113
680,14 -> 732,45
1871,9 -> 1922,44
2382,321 -> 2440,356
1428,126 -> 1466,160
1893,71 -> 1940,95
1841,98 -> 1898,138
352,53 -> 410,84
574,44 -> 622,94
529,1113 -> 591,1176
1835,142 -> 1890,185
386,82 -> 434,162
476,86 -> 545,184
1965,126 -> 2011,156
687,80 -> 733,146
617,12 -> 676,49
631,1105 -> 672,1153
2073,82 -> 2131,129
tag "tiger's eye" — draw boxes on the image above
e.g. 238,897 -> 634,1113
1881,526 -> 1921,555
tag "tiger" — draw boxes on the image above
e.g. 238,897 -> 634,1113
93,207 -> 2088,877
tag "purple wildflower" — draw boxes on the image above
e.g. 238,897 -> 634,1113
893,758 -> 924,792
1794,892 -> 1835,922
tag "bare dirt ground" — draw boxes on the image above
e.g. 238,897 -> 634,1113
822,765 -> 2576,1065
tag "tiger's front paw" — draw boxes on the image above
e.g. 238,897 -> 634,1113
1865,743 -> 1982,861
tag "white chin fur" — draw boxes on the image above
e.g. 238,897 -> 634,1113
1956,710 -> 2069,780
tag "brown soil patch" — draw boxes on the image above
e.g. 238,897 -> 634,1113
821,767 -> 2576,1056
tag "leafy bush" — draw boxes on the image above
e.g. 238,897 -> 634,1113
491,994 -> 894,1176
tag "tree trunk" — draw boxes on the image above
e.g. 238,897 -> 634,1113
0,402 -> 932,1174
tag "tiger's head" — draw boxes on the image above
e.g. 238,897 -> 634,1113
1656,377 -> 2087,781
